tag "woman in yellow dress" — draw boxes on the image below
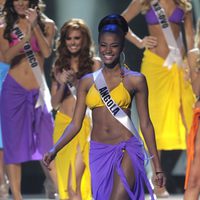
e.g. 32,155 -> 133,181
51,19 -> 101,200
122,0 -> 195,197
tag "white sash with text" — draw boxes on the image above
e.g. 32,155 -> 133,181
12,26 -> 52,111
151,0 -> 183,68
93,69 -> 139,136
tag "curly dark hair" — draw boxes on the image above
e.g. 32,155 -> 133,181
3,0 -> 46,42
54,18 -> 94,80
98,14 -> 128,35
98,14 -> 128,46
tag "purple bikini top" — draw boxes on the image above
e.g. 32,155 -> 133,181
145,6 -> 184,25
9,33 -> 40,52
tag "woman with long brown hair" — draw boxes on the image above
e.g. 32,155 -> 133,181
51,18 -> 101,200
122,0 -> 195,197
0,0 -> 57,199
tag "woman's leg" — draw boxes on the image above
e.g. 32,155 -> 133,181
68,145 -> 85,200
40,160 -> 58,199
184,125 -> 200,200
6,164 -> 22,200
110,150 -> 135,200
0,150 -> 9,198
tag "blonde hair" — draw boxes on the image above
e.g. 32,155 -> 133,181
140,0 -> 192,14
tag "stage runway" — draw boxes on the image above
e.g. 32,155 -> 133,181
6,194 -> 187,200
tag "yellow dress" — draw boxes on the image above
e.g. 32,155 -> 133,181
141,50 -> 194,150
53,111 -> 92,200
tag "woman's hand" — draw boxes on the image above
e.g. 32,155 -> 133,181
152,172 -> 166,188
25,7 -> 38,28
43,148 -> 57,170
56,69 -> 77,86
141,36 -> 157,49
65,69 -> 77,85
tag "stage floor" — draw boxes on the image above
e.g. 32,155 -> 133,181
6,194 -> 186,200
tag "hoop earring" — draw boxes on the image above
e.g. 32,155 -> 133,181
120,51 -> 125,66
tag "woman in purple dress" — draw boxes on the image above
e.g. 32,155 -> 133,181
43,14 -> 165,200
0,0 -> 57,199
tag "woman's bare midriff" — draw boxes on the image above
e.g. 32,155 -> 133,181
8,53 -> 44,90
148,23 -> 185,59
91,107 -> 133,144
58,96 -> 76,118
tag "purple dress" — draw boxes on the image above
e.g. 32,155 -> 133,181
0,74 -> 54,164
90,136 -> 155,200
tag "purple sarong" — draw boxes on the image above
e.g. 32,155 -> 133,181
90,136 -> 155,200
0,74 -> 54,164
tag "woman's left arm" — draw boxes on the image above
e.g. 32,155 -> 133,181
133,74 -> 162,173
26,8 -> 56,58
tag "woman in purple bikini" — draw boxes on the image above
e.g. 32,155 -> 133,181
122,0 -> 195,197
43,14 -> 165,200
0,0 -> 57,199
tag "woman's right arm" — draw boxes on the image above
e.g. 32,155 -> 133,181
51,68 -> 68,110
43,76 -> 90,167
121,0 -> 157,49
122,0 -> 144,48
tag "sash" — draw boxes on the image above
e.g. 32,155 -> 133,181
12,26 -> 52,112
67,82 -> 77,100
93,68 -> 139,137
151,0 -> 183,68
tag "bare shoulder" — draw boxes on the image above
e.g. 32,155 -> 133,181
42,14 -> 57,30
92,56 -> 102,71
124,68 -> 145,82
42,13 -> 54,24
79,72 -> 94,91
124,68 -> 147,91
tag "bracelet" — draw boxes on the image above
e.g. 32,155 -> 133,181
155,171 -> 164,175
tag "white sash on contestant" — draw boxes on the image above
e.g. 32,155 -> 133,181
151,0 -> 184,69
12,26 -> 52,112
93,68 -> 140,138
67,82 -> 77,100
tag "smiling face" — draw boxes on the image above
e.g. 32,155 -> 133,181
99,32 -> 123,68
13,0 -> 29,17
65,29 -> 83,55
